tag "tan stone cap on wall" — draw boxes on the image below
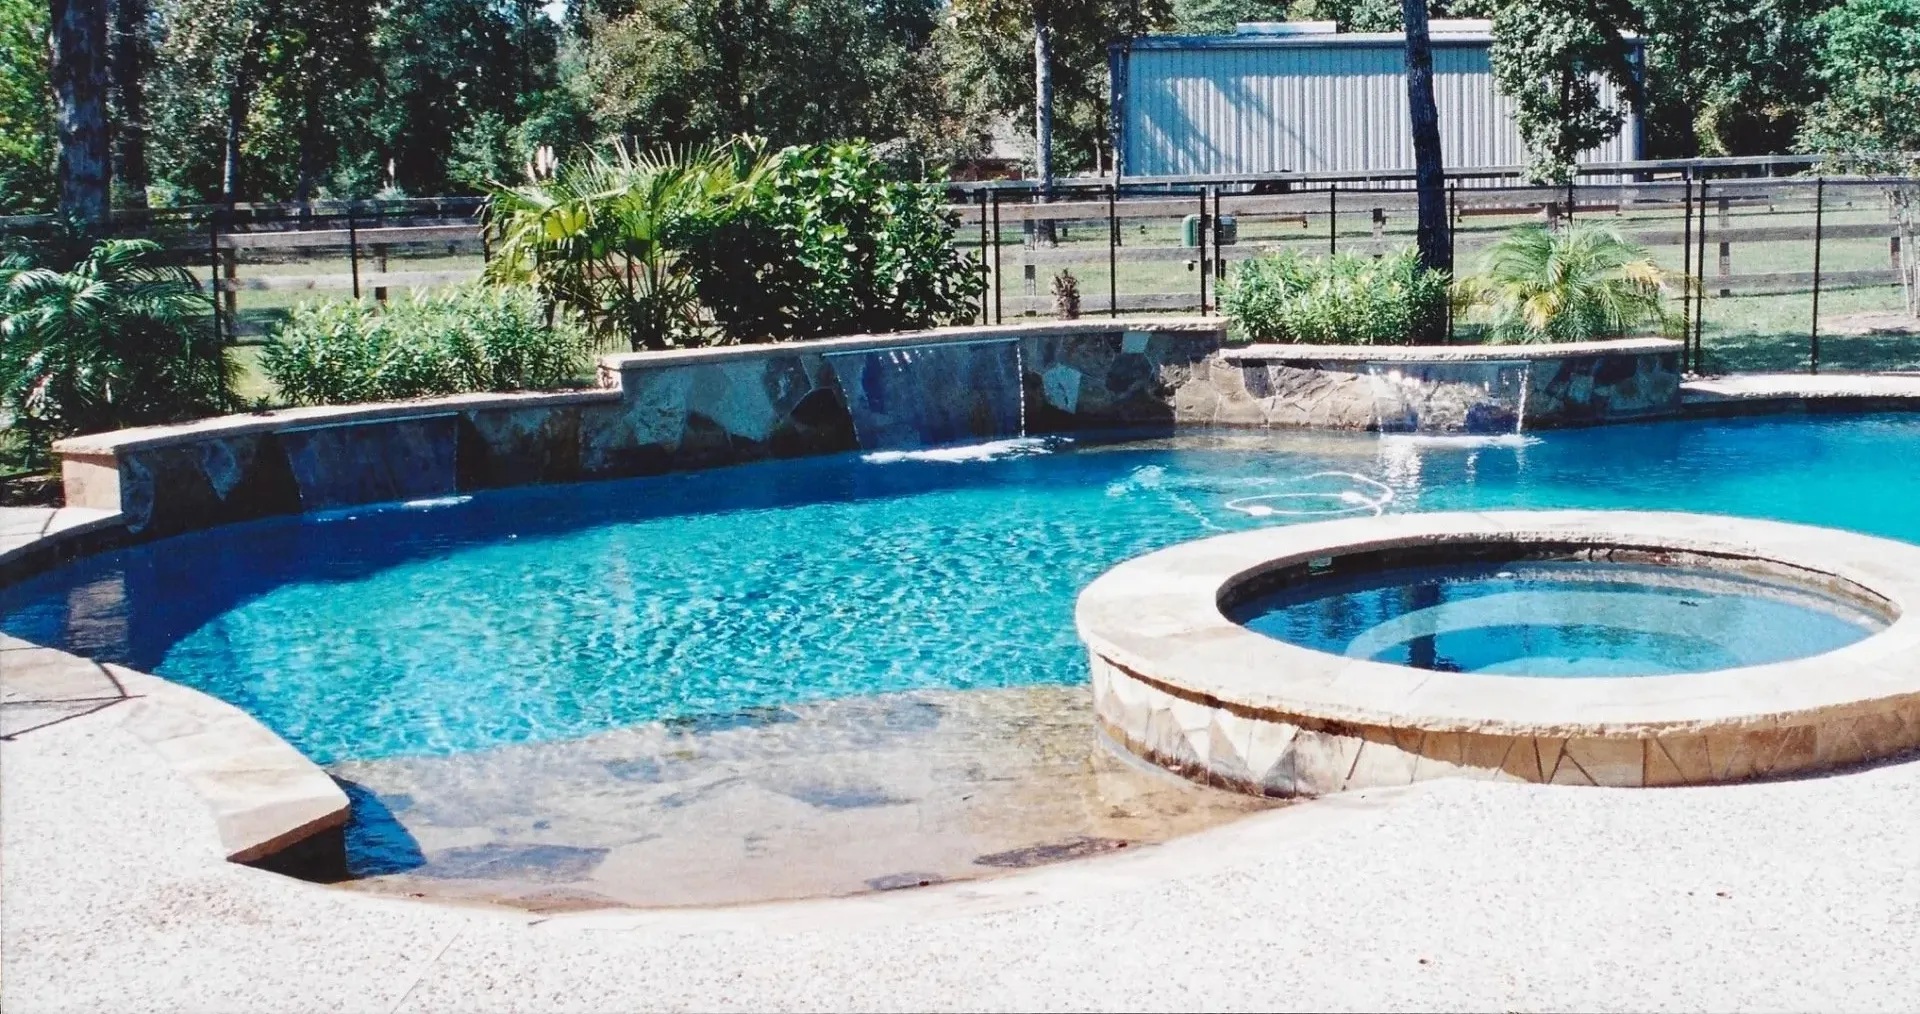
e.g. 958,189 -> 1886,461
1223,337 -> 1682,363
1078,510 -> 1920,739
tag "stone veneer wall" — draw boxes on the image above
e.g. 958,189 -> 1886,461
51,325 -> 1685,541
1184,339 -> 1682,432
54,320 -> 1225,540
1092,654 -> 1920,795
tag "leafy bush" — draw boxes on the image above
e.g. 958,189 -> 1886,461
263,285 -> 590,405
675,141 -> 985,341
1219,249 -> 1450,345
1456,223 -> 1678,344
1,238 -> 234,467
483,141 -> 752,351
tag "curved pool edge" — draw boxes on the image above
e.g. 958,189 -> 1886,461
1,511 -> 349,868
1076,510 -> 1920,797
5,372 -> 1920,895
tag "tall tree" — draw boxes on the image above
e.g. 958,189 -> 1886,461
108,0 -> 149,206
1033,8 -> 1053,189
0,0 -> 55,213
942,0 -> 1172,175
580,0 -> 949,153
47,0 -> 112,222
1486,0 -> 1639,182
1401,0 -> 1449,278
1796,0 -> 1920,161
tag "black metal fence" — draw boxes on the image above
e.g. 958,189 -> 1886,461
946,159 -> 1919,376
3,156 -> 1916,376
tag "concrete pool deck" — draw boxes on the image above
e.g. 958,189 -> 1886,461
8,373 -> 1920,1010
5,695 -> 1920,1011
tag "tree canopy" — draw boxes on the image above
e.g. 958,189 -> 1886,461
4,0 -> 1919,212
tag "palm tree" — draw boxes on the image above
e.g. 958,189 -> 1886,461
483,141 -> 761,351
1458,222 -> 1679,344
0,238 -> 234,464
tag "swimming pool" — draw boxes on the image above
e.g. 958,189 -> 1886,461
6,412 -> 1920,767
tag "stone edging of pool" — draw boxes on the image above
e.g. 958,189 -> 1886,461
1,629 -> 350,867
1077,510 -> 1920,795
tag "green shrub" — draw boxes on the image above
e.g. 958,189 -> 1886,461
1457,223 -> 1678,344
263,285 -> 590,406
482,141 -> 751,351
1,238 -> 234,467
675,141 -> 985,341
1219,249 -> 1450,345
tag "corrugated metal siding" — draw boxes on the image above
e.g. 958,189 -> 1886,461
1121,39 -> 1637,178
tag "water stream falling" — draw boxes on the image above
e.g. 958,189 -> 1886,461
825,339 -> 1026,451
1364,360 -> 1535,435
278,414 -> 460,511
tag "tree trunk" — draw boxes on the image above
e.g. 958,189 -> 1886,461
222,74 -> 247,204
109,0 -> 149,208
1401,0 -> 1449,282
1033,9 -> 1053,194
1032,7 -> 1056,244
48,0 -> 113,225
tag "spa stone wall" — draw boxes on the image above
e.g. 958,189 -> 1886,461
1181,342 -> 1682,433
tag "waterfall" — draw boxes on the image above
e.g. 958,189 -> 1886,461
1366,360 -> 1533,435
825,339 -> 1026,451
279,414 -> 460,511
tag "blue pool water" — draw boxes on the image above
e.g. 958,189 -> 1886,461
4,413 -> 1919,764
1232,560 -> 1886,677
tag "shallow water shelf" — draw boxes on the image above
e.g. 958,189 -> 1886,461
1078,511 -> 1920,795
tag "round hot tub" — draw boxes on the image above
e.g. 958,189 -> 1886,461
1076,511 -> 1920,795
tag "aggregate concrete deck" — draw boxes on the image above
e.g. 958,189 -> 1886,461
5,694 -> 1918,1012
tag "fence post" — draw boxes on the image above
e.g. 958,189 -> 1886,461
348,204 -> 361,300
1328,185 -> 1337,257
1694,178 -> 1710,362
1446,184 -> 1457,341
1107,184 -> 1118,318
1211,185 -> 1224,302
1717,195 -> 1731,296
207,210 -> 222,346
1197,188 -> 1209,315
1811,176 -> 1825,374
990,191 -> 1002,324
1681,172 -> 1694,374
978,191 -> 989,324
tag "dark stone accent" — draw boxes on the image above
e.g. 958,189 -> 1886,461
1594,351 -> 1640,385
771,385 -> 859,458
972,836 -> 1131,869
455,406 -> 583,490
676,412 -> 735,470
122,434 -> 302,538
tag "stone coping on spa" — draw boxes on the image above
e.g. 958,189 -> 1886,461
1078,510 -> 1920,737
1079,510 -> 1920,795
1,627 -> 349,865
1222,336 -> 1682,363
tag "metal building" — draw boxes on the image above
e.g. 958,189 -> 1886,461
1111,21 -> 1644,179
